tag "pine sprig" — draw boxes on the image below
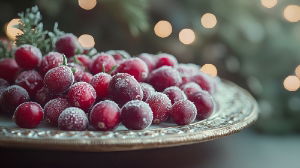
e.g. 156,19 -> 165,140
0,40 -> 13,59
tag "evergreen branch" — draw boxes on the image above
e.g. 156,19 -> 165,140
0,40 -> 13,59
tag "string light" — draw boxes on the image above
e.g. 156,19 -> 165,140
283,5 -> 300,22
179,29 -> 195,45
200,13 -> 217,29
260,0 -> 277,8
78,0 -> 97,10
5,18 -> 23,41
154,20 -> 172,38
283,75 -> 300,91
200,64 -> 218,77
78,34 -> 95,48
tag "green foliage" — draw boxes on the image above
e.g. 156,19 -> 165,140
0,41 -> 13,59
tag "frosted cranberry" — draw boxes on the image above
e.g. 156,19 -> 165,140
34,87 -> 56,107
155,53 -> 178,68
188,91 -> 214,120
68,62 -> 84,72
0,58 -> 20,83
39,52 -> 64,75
89,53 -> 117,74
58,107 -> 88,131
148,66 -> 182,92
106,50 -> 131,64
74,54 -> 92,69
113,58 -> 149,82
0,85 -> 29,115
44,66 -> 74,94
44,98 -> 70,126
146,92 -> 171,124
180,82 -> 203,98
13,102 -> 43,128
140,83 -> 155,101
121,100 -> 153,130
15,70 -> 43,98
14,45 -> 42,70
176,64 -> 200,77
163,86 -> 187,104
0,78 -> 9,88
67,82 -> 96,111
138,53 -> 156,72
171,100 -> 197,125
55,33 -> 82,58
109,73 -> 143,106
74,70 -> 93,83
190,72 -> 215,93
90,73 -> 111,99
89,100 -> 120,131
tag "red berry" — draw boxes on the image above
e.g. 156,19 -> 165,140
113,58 -> 149,82
176,64 -> 200,77
146,92 -> 171,124
190,72 -> 215,93
90,73 -> 112,99
155,53 -> 178,68
89,100 -> 121,131
15,70 -> 43,98
44,98 -> 71,126
0,58 -> 20,83
58,107 -> 88,131
106,50 -> 130,64
138,53 -> 156,72
0,85 -> 30,115
67,82 -> 96,111
74,70 -> 93,83
171,100 -> 197,125
34,87 -> 57,107
89,53 -> 116,74
39,52 -> 64,75
148,66 -> 182,92
44,66 -> 74,94
163,86 -> 187,104
188,91 -> 214,120
121,100 -> 153,130
140,82 -> 155,101
0,78 -> 9,88
14,45 -> 42,70
180,82 -> 202,98
74,54 -> 92,69
109,73 -> 143,106
13,102 -> 43,128
55,33 -> 82,58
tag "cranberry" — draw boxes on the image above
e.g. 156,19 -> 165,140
58,107 -> 88,131
39,52 -> 64,75
15,70 -> 43,98
90,73 -> 111,100
74,70 -> 93,83
0,78 -> 9,88
170,100 -> 197,125
0,85 -> 30,115
0,58 -> 20,83
180,82 -> 203,98
176,63 -> 200,77
44,98 -> 70,126
121,100 -> 153,130
163,86 -> 187,104
106,50 -> 131,64
140,82 -> 155,101
89,53 -> 117,74
138,53 -> 156,72
67,82 -> 96,111
13,102 -> 44,128
148,66 -> 182,92
55,33 -> 82,58
113,58 -> 149,82
190,72 -> 215,93
44,65 -> 74,94
188,91 -> 214,120
14,44 -> 42,70
89,100 -> 120,131
34,87 -> 56,107
73,54 -> 92,69
146,92 -> 171,124
109,73 -> 143,106
155,53 -> 178,68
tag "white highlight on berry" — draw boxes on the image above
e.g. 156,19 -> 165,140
201,64 -> 218,77
154,20 -> 172,38
78,0 -> 97,10
260,0 -> 277,8
201,13 -> 217,29
5,18 -> 23,41
283,5 -> 300,23
179,29 -> 195,45
283,75 -> 300,91
78,34 -> 95,49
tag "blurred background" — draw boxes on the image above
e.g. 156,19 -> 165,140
1,0 -> 300,167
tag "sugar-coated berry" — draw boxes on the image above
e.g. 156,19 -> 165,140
121,100 -> 153,130
106,50 -> 131,64
44,98 -> 71,126
13,102 -> 44,128
170,100 -> 197,125
138,53 -> 156,72
180,82 -> 203,98
0,58 -> 20,83
188,91 -> 214,120
109,73 -> 143,106
176,63 -> 200,77
14,44 -> 42,70
55,33 -> 82,58
163,86 -> 187,104
58,107 -> 88,131
39,52 -> 64,75
146,92 -> 172,124
140,82 -> 155,101
89,53 -> 117,74
15,70 -> 43,98
89,100 -> 120,131
74,54 -> 92,69
190,72 -> 215,93
0,78 -> 9,89
155,53 -> 178,68
34,87 -> 57,107
67,82 -> 96,111
90,73 -> 112,99
74,70 -> 93,83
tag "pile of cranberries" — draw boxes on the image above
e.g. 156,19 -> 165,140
0,34 -> 217,131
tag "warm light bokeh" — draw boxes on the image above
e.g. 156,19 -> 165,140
261,0 -> 277,8
201,13 -> 217,29
78,0 -> 97,10
179,29 -> 195,45
78,34 -> 95,48
154,20 -> 172,38
295,65 -> 300,78
5,18 -> 23,41
283,5 -> 300,22
201,64 -> 218,77
283,75 -> 300,91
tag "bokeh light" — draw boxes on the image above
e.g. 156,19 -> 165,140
154,20 -> 172,38
78,0 -> 97,10
201,64 -> 218,77
201,13 -> 217,29
179,29 -> 195,45
5,18 -> 23,41
283,5 -> 300,22
260,0 -> 277,8
295,65 -> 300,78
78,34 -> 95,48
283,75 -> 300,91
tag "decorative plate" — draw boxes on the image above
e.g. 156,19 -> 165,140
0,80 -> 258,152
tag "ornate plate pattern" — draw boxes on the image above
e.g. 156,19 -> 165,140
0,80 -> 258,152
